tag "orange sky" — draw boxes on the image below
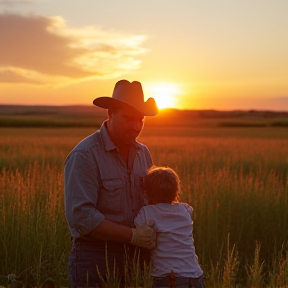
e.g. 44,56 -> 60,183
0,1 -> 288,111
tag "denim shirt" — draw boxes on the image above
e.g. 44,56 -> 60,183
64,121 -> 153,238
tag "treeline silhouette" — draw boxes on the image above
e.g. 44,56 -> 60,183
1,105 -> 288,128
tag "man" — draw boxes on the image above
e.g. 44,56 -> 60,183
64,80 -> 158,288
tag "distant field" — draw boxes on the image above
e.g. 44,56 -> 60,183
1,105 -> 288,129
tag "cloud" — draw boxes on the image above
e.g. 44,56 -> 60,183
0,13 -> 148,85
0,67 -> 42,84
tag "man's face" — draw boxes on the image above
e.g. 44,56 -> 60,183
109,107 -> 145,146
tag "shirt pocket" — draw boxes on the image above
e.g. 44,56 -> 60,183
97,178 -> 124,214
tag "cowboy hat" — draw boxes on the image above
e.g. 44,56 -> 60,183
93,80 -> 158,116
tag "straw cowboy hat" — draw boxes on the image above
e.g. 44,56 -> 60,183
93,80 -> 158,116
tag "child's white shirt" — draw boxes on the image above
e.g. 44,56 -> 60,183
134,202 -> 203,278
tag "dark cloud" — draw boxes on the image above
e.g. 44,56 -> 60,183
0,13 -> 148,85
0,13 -> 96,78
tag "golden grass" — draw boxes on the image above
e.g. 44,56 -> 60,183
1,127 -> 288,287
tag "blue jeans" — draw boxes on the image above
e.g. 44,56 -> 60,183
152,273 -> 205,288
68,238 -> 150,288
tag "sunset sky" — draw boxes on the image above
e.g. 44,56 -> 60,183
0,0 -> 287,111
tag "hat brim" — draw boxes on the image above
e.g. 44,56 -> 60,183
93,97 -> 158,116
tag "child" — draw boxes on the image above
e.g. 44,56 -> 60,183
134,166 -> 204,288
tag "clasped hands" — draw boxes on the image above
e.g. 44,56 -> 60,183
131,220 -> 156,249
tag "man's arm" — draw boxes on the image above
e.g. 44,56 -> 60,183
86,218 -> 132,242
86,218 -> 156,249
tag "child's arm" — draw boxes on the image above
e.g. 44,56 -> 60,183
134,207 -> 147,226
134,207 -> 155,229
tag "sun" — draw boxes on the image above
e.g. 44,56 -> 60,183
146,83 -> 179,109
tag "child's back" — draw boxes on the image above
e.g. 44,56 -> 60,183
135,202 -> 203,278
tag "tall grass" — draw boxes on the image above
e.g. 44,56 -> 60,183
0,163 -> 69,286
1,127 -> 288,287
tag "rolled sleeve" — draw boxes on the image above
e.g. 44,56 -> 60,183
64,149 -> 105,238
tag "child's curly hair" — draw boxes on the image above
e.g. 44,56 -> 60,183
144,166 -> 181,204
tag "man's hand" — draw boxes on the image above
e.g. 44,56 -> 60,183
131,221 -> 156,249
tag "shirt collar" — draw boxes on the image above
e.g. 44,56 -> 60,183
100,120 -> 140,152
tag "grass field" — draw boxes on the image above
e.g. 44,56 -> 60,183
1,107 -> 288,287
